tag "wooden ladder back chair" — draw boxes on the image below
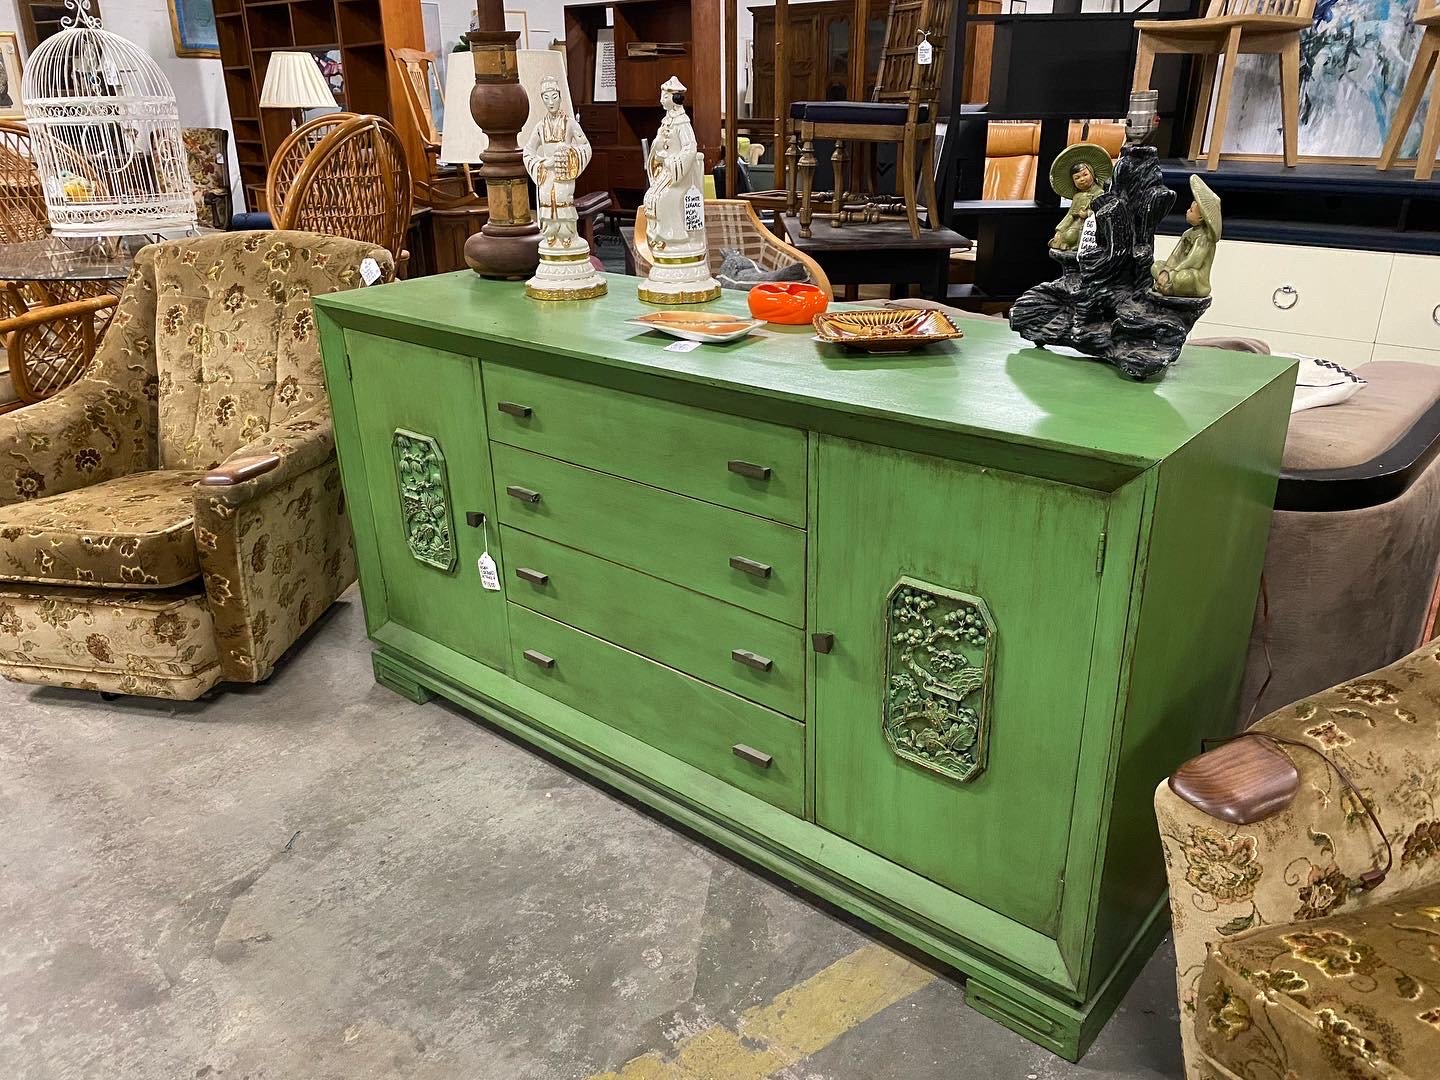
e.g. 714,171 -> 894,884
275,114 -> 414,267
1133,0 -> 1316,170
265,112 -> 357,219
785,0 -> 957,239
388,47 -> 480,209
0,121 -> 50,244
1379,8 -> 1440,180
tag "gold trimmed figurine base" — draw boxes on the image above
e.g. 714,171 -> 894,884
526,280 -> 609,301
638,283 -> 723,305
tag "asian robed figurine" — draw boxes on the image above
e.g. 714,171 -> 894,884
1153,175 -> 1220,299
1008,140 -> 1217,381
523,74 -> 608,300
638,76 -> 720,305
1048,144 -> 1113,252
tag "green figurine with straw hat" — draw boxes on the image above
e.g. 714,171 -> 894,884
1048,143 -> 1115,251
1153,174 -> 1221,298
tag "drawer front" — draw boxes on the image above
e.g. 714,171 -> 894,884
493,444 -> 807,626
504,527 -> 805,717
508,604 -> 805,814
1191,321 -> 1376,368
484,362 -> 808,526
1373,342 -> 1440,366
1378,254 -> 1440,351
1155,237 -> 1390,342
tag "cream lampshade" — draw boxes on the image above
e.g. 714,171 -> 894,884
440,50 -> 571,167
439,51 -> 488,166
260,51 -> 336,113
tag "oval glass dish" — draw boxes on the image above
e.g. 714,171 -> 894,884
628,311 -> 764,343
812,308 -> 966,354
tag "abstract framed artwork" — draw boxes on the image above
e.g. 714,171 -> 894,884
1220,0 -> 1424,161
169,0 -> 220,59
0,32 -> 22,120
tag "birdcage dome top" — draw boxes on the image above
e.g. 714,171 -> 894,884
20,0 -> 197,236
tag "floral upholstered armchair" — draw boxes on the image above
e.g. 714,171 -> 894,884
0,232 -> 393,699
1156,644 -> 1440,1079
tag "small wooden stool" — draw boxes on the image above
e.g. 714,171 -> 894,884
1379,8 -> 1440,180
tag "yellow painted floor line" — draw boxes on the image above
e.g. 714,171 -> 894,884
590,943 -> 937,1080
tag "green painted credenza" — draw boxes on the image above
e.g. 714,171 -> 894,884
314,274 -> 1296,1059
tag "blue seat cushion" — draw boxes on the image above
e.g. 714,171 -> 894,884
789,101 -> 929,125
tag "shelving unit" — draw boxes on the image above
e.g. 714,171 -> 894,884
565,0 -> 721,209
214,0 -> 424,211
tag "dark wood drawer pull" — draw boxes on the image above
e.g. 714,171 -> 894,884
498,401 -> 533,418
523,649 -> 555,669
812,632 -> 835,654
727,459 -> 772,482
507,485 -> 542,504
732,744 -> 773,768
515,567 -> 549,585
729,555 -> 772,579
465,511 -> 486,528
731,649 -> 773,672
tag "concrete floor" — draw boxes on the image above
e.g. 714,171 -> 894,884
0,590 -> 1184,1080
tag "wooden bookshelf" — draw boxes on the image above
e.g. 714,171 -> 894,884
215,0 -> 424,211
15,0 -> 102,50
565,0 -> 721,209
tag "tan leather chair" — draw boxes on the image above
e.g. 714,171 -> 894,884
982,122 -> 1041,200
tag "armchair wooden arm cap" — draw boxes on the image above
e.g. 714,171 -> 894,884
1168,736 -> 1300,825
198,454 -> 282,487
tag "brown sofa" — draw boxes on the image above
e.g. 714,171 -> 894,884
0,231 -> 393,699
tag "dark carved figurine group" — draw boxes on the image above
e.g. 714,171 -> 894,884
1010,128 -> 1220,381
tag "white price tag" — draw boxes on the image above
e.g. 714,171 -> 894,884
665,339 -> 702,353
359,257 -> 382,285
477,553 -> 501,591
917,39 -> 933,65
683,186 -> 704,233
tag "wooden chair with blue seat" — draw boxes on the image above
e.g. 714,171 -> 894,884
785,0 -> 956,239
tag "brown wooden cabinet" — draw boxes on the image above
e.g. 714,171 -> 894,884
214,0 -> 424,212
750,1 -> 885,123
16,0 -> 102,50
565,0 -> 721,208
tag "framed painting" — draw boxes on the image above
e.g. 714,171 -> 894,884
0,32 -> 22,120
1220,0 -> 1424,162
169,0 -> 220,59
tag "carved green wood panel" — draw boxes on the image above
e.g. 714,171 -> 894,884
884,578 -> 996,783
392,429 -> 457,572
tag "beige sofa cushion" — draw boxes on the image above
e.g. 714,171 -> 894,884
1284,361 -> 1440,472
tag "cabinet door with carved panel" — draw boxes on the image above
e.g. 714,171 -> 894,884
345,332 -> 508,670
812,436 -> 1108,935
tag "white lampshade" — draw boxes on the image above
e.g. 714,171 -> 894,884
260,51 -> 336,110
440,50 -> 572,167
439,51 -> 488,166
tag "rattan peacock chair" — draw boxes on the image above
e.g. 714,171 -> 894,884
264,111 -> 357,223
272,114 -> 412,270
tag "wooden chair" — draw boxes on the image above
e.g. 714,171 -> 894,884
1379,8 -> 1440,180
1133,0 -> 1315,170
629,199 -> 833,298
265,112 -> 357,221
786,0 -> 957,239
274,114 -> 413,269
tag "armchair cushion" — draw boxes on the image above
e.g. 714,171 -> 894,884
1194,882 -> 1440,1080
0,470 -> 206,589
789,101 -> 931,125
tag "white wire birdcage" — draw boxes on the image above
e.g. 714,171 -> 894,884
20,0 -> 196,236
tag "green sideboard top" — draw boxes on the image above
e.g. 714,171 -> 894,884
315,272 -> 1296,485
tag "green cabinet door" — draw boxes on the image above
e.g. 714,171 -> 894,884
345,332 -> 509,670
813,436 -> 1108,934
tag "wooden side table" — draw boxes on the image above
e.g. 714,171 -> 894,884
777,214 -> 970,301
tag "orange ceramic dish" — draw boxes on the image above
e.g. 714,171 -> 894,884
747,281 -> 828,324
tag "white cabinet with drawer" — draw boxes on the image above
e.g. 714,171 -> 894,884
1152,236 -> 1439,364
